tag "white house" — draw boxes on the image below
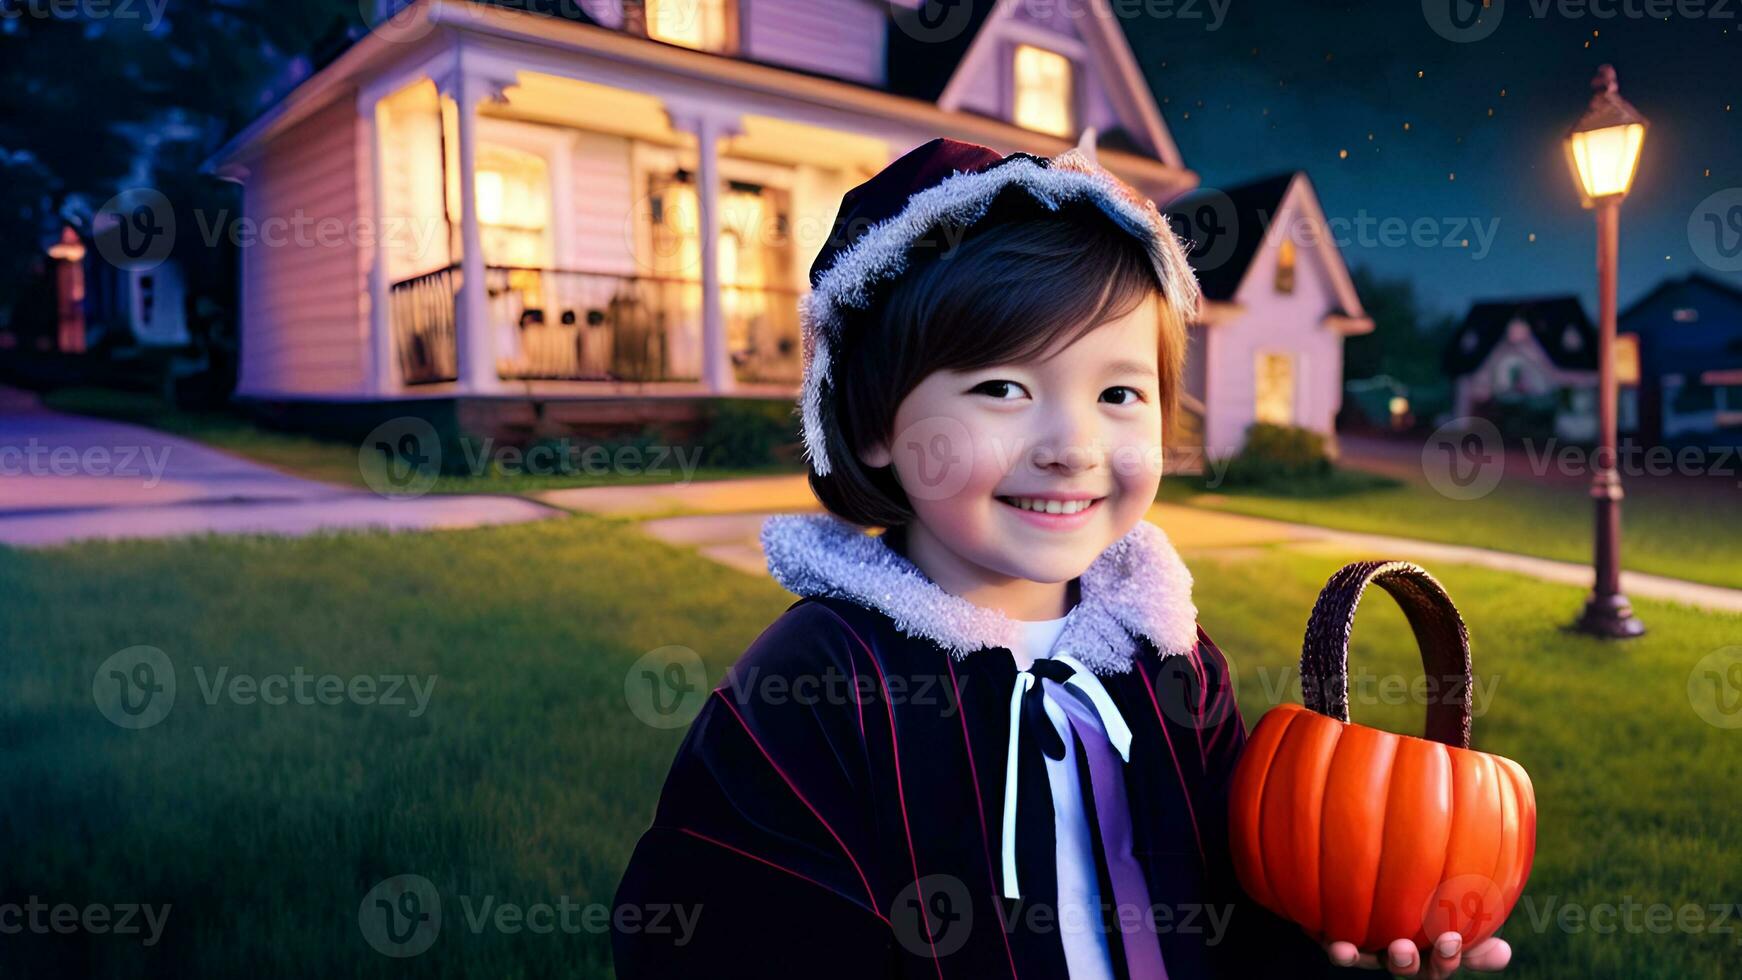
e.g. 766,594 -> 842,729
1165,172 -> 1373,460
206,0 -> 1362,451
1444,295 -> 1638,442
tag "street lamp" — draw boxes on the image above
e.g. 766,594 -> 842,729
1565,64 -> 1647,638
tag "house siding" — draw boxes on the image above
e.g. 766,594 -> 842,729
238,97 -> 367,397
741,0 -> 886,87
571,131 -> 639,275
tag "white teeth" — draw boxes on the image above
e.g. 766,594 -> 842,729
1003,497 -> 1095,515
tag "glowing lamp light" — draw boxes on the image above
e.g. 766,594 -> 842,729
1565,65 -> 1647,205
48,226 -> 86,263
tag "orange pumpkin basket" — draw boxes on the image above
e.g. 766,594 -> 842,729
1228,560 -> 1536,954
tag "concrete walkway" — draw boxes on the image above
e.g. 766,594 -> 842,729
0,398 -> 557,548
549,475 -> 1742,615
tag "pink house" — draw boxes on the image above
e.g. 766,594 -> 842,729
207,0 -> 1363,455
1166,173 -> 1373,459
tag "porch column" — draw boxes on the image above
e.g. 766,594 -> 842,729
437,65 -> 512,394
667,106 -> 742,394
362,94 -> 394,396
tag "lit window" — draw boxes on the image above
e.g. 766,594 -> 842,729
648,0 -> 735,53
471,144 -> 552,270
1672,307 -> 1699,323
1275,236 -> 1296,294
1013,44 -> 1073,138
1615,333 -> 1639,385
1254,352 -> 1295,425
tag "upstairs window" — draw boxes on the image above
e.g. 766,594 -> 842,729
1274,236 -> 1297,294
647,0 -> 736,53
1013,44 -> 1074,138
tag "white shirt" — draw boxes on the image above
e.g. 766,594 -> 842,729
1009,617 -> 1117,980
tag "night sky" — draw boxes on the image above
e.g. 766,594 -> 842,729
1124,1 -> 1742,317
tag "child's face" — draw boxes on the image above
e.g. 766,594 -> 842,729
862,293 -> 1165,588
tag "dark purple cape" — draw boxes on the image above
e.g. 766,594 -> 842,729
613,596 -> 1352,978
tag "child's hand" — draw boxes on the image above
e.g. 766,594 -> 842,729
1323,933 -> 1511,978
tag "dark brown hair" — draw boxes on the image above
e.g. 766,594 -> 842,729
810,198 -> 1189,528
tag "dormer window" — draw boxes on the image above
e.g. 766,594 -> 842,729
647,0 -> 736,53
1013,44 -> 1074,137
1274,236 -> 1296,294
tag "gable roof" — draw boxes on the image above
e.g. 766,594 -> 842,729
1159,170 -> 1368,333
1443,296 -> 1597,376
884,0 -> 1001,103
1620,271 -> 1742,326
1162,172 -> 1294,300
920,0 -> 1179,165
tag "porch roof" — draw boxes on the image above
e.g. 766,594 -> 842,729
205,0 -> 1194,198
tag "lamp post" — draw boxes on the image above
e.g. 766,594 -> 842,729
1565,64 -> 1647,638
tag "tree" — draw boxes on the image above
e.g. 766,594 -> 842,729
1345,265 -> 1459,389
0,0 -> 363,323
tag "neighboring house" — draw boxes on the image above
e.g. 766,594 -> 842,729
205,0 -> 1358,450
28,226 -> 189,355
1443,295 -> 1636,442
1164,173 -> 1373,460
1619,272 -> 1742,446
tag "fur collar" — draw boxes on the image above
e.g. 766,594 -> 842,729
760,514 -> 1199,675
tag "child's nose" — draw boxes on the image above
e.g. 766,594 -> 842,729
1030,413 -> 1105,474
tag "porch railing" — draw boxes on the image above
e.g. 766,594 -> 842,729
389,265 -> 460,385
387,265 -> 804,386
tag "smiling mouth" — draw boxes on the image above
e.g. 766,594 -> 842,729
996,495 -> 1103,516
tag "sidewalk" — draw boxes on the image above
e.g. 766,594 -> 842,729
549,474 -> 1742,615
0,395 -> 557,548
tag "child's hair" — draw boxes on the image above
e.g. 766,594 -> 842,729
810,197 -> 1188,529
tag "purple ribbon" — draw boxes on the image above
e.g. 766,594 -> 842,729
1052,684 -> 1170,980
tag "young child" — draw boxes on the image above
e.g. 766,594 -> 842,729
613,138 -> 1506,979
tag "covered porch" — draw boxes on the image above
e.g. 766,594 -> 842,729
365,60 -> 890,398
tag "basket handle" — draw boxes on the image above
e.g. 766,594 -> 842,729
1300,560 -> 1473,749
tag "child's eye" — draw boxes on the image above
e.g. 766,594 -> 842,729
1100,386 -> 1146,405
968,380 -> 1030,400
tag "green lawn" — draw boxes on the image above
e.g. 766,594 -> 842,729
1162,462 -> 1742,591
2,518 -> 1739,977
